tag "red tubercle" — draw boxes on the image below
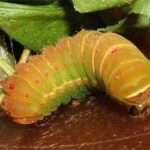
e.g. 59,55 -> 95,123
44,72 -> 49,77
24,93 -> 29,98
35,80 -> 40,84
135,63 -> 142,69
95,48 -> 100,53
114,75 -> 120,80
9,83 -> 15,90
111,48 -> 119,54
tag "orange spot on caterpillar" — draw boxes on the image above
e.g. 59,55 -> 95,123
95,48 -> 100,53
135,63 -> 142,69
44,72 -> 49,77
35,80 -> 40,84
24,93 -> 29,98
111,48 -> 119,54
9,83 -> 15,90
115,75 -> 120,80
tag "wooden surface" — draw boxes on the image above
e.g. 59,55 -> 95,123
1,95 -> 150,150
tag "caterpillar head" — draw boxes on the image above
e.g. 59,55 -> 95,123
127,87 -> 150,117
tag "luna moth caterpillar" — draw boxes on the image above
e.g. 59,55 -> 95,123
1,29 -> 150,124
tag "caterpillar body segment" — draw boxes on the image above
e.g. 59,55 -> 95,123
2,29 -> 150,124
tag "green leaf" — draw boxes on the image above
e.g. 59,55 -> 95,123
73,0 -> 134,13
131,0 -> 150,18
135,15 -> 150,28
129,0 -> 150,28
0,2 -> 70,52
0,0 -> 55,4
98,18 -> 126,32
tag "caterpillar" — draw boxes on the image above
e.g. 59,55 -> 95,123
1,29 -> 150,124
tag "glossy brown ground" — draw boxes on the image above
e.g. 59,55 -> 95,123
1,94 -> 150,150
0,32 -> 150,150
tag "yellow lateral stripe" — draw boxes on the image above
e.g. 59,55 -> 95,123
126,84 -> 150,98
44,77 -> 89,98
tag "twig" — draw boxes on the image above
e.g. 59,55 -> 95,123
0,57 -> 14,76
18,48 -> 30,64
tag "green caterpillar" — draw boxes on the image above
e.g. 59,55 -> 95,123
1,30 -> 150,124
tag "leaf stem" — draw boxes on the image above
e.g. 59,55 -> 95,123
0,57 -> 14,105
18,48 -> 30,64
0,57 -> 14,76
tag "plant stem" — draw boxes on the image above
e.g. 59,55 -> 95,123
0,57 -> 14,76
18,48 -> 30,64
0,59 -> 14,105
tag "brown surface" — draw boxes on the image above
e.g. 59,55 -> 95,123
1,95 -> 150,150
0,32 -> 150,150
